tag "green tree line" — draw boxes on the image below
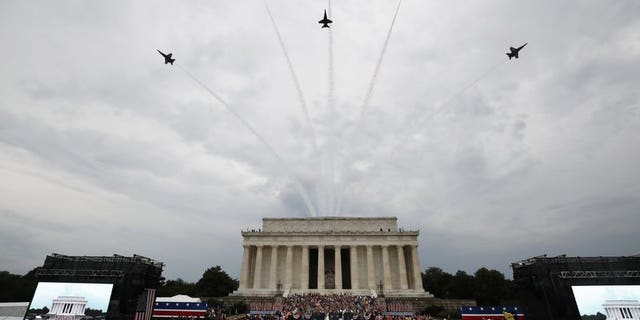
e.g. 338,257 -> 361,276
3,265 -> 516,306
0,265 -> 238,302
421,267 -> 518,305
157,265 -> 238,297
0,269 -> 39,302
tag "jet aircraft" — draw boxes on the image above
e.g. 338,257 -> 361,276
506,43 -> 527,60
318,10 -> 332,28
157,50 -> 175,65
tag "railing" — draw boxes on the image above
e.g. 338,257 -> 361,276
36,269 -> 125,278
558,270 -> 640,278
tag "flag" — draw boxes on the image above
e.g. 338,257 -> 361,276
460,306 -> 524,320
134,288 -> 156,320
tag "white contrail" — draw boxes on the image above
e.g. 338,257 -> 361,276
327,0 -> 337,216
355,0 -> 402,131
328,0 -> 335,114
176,63 -> 318,217
433,60 -> 505,118
387,60 -> 506,161
263,0 -> 318,152
335,0 -> 402,216
264,0 -> 323,216
336,59 -> 506,215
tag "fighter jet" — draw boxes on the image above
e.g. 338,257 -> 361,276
506,43 -> 527,60
318,10 -> 332,28
157,50 -> 175,65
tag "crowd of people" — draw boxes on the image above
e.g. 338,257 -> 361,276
281,293 -> 382,317
247,293 -> 424,320
385,303 -> 414,313
207,304 -> 228,320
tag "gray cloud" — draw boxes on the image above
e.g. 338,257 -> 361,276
1,0 -> 639,281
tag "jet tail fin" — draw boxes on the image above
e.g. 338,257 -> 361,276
506,53 -> 514,60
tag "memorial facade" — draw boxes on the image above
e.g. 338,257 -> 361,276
49,296 -> 87,320
233,217 -> 432,297
603,300 -> 640,320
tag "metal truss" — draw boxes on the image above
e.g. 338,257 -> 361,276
36,268 -> 125,278
49,253 -> 164,268
558,270 -> 640,279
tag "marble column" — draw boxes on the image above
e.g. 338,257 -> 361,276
382,245 -> 392,291
397,245 -> 408,289
285,245 -> 293,289
334,246 -> 342,289
269,245 -> 279,290
301,246 -> 309,290
411,245 -> 423,291
350,245 -> 359,289
366,245 -> 375,289
239,245 -> 250,289
318,245 -> 325,290
253,245 -> 263,289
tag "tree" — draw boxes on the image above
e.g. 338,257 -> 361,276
0,269 -> 38,302
582,312 -> 607,320
422,267 -> 452,299
473,268 -> 508,305
27,306 -> 49,315
85,308 -> 106,316
446,270 -> 475,299
194,266 -> 238,297
157,278 -> 196,297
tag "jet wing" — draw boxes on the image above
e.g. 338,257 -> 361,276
166,53 -> 172,58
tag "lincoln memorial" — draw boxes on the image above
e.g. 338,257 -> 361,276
233,217 -> 433,297
48,296 -> 87,320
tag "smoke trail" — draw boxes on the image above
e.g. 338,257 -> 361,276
431,60 -> 505,118
355,0 -> 402,130
388,60 -> 506,162
263,0 -> 318,151
327,0 -> 337,216
328,0 -> 335,114
264,0 -> 324,216
334,0 -> 402,216
176,63 -> 318,217
336,60 -> 506,215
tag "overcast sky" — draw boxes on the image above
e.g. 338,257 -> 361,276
1,0 -> 639,283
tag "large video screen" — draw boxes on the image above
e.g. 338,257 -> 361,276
25,282 -> 114,320
572,285 -> 640,318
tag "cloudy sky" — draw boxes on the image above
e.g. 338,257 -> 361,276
1,0 -> 639,283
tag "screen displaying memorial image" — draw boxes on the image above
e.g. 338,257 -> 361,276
24,282 -> 114,320
572,285 -> 640,319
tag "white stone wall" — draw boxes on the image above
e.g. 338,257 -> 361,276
262,217 -> 398,232
233,216 -> 432,297
603,300 -> 640,319
49,296 -> 87,320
